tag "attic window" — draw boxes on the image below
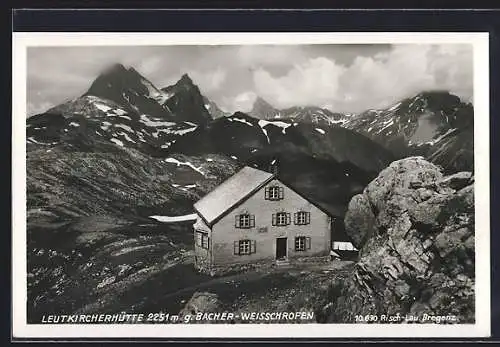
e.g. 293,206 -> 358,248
265,186 -> 284,200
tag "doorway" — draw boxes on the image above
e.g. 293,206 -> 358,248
276,237 -> 287,260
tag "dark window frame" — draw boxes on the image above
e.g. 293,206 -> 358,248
265,186 -> 284,201
295,236 -> 311,251
272,211 -> 291,226
294,211 -> 311,225
196,231 -> 210,250
234,239 -> 256,255
235,213 -> 255,229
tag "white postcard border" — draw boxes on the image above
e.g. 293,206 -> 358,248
12,32 -> 491,339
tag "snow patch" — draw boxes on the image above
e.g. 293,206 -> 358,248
388,102 -> 401,112
426,128 -> 458,145
69,122 -> 80,127
206,158 -> 214,162
94,103 -> 112,113
100,121 -> 112,131
117,131 -> 135,143
232,118 -> 253,126
113,108 -> 127,116
149,214 -> 198,223
171,126 -> 197,135
315,128 -> 325,135
115,124 -> 133,133
258,120 -> 291,134
231,156 -> 238,160
110,138 -> 124,147
140,114 -> 175,127
164,157 -> 205,175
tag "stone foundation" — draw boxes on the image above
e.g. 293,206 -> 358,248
194,255 -> 332,277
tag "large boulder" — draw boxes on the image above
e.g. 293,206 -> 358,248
322,157 -> 475,323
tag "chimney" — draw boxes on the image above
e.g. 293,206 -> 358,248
269,158 -> 279,175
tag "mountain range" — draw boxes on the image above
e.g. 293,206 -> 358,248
27,63 -> 474,213
249,96 -> 352,126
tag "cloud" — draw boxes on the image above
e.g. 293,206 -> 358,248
27,101 -> 55,116
250,44 -> 473,113
253,57 -> 346,109
25,44 -> 473,117
223,91 -> 257,113
236,45 -> 305,69
187,67 -> 227,93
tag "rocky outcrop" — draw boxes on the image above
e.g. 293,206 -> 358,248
322,157 -> 474,323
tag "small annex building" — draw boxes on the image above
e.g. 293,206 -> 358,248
192,165 -> 335,275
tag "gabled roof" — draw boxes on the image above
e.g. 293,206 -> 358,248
194,166 -> 275,226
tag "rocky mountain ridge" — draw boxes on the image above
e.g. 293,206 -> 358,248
343,91 -> 474,173
249,96 -> 353,126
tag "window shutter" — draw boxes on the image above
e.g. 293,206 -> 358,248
286,213 -> 291,225
234,241 -> 239,255
306,237 -> 311,250
279,187 -> 284,199
250,215 -> 255,228
250,240 -> 256,254
264,187 -> 269,200
294,212 -> 298,225
235,215 -> 239,228
306,212 -> 311,224
272,214 -> 276,226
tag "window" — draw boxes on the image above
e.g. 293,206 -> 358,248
235,213 -> 255,228
272,212 -> 291,226
196,231 -> 209,250
295,236 -> 311,251
265,186 -> 284,200
234,240 -> 256,255
202,234 -> 209,249
294,211 -> 311,225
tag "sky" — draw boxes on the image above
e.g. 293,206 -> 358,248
27,44 -> 473,116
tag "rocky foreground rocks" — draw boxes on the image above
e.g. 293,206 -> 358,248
321,156 -> 475,323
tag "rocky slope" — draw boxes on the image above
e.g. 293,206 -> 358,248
26,145 -> 239,322
319,157 -> 474,323
343,91 -> 474,173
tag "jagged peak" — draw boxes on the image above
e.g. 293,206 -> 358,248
99,63 -> 128,76
179,73 -> 193,84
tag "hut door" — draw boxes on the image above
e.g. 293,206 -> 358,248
276,237 -> 287,260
